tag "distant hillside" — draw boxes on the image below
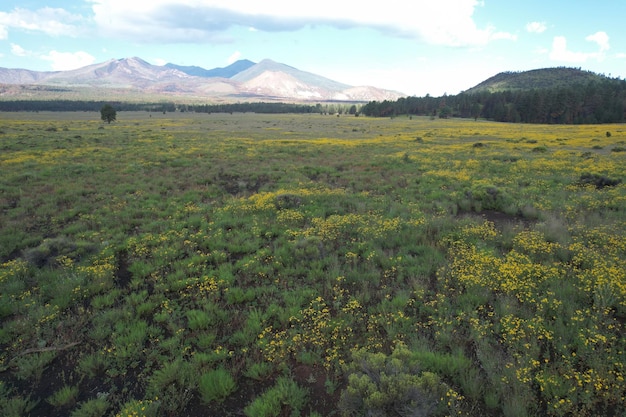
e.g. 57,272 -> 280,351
165,59 -> 255,78
362,67 -> 626,124
465,67 -> 607,94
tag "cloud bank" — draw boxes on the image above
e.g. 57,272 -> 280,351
0,7 -> 84,37
88,0 -> 514,47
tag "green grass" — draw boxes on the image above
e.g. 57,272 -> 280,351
0,112 -> 625,416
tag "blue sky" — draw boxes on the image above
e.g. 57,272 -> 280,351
1,1 -> 625,96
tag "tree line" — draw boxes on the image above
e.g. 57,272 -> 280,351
0,100 -> 176,113
0,100 -> 361,115
187,102 -> 360,115
361,78 -> 626,124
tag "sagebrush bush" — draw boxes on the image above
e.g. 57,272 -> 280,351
464,184 -> 512,212
577,172 -> 621,189
339,344 -> 447,417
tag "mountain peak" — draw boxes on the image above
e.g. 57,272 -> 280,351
252,59 -> 296,72
113,57 -> 151,67
0,56 -> 405,102
231,60 -> 349,89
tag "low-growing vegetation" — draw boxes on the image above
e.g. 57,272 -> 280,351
0,112 -> 624,416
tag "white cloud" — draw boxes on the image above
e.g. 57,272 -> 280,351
9,43 -> 96,70
227,51 -> 242,64
11,43 -> 31,57
549,32 -> 610,63
0,7 -> 84,37
526,21 -> 546,34
550,32 -> 610,63
88,0 -> 514,47
586,31 -> 609,52
41,50 -> 96,71
490,30 -> 517,41
550,36 -> 587,62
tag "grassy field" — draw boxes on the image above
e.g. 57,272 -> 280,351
0,112 -> 625,417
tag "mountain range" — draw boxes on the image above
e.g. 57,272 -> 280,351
0,57 -> 404,102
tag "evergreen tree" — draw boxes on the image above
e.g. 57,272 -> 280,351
100,104 -> 117,124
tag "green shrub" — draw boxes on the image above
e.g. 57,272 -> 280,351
244,362 -> 273,381
13,351 -> 56,382
410,348 -> 472,379
226,286 -> 257,304
244,377 -> 308,417
1,397 -> 37,417
115,399 -> 158,417
146,359 -> 195,414
22,237 -> 96,268
78,352 -> 108,378
0,382 -> 37,417
186,309 -> 211,330
70,397 -> 109,417
199,368 -> 237,403
47,385 -> 79,408
275,193 -> 303,209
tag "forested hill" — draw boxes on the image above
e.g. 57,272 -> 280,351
465,67 -> 605,94
362,67 -> 626,124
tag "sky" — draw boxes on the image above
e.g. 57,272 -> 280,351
1,0 -> 625,97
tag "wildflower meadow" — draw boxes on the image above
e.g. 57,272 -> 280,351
0,112 -> 624,416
